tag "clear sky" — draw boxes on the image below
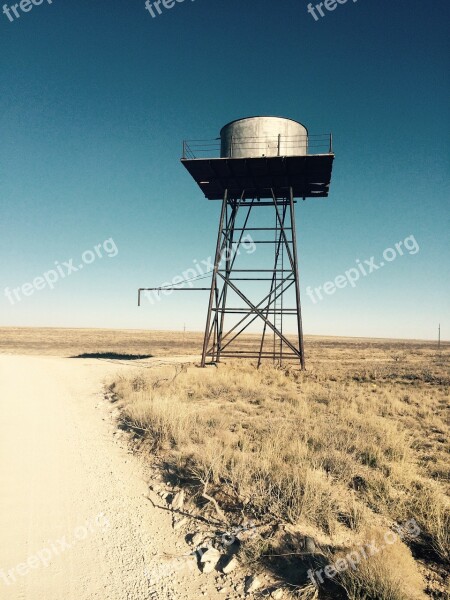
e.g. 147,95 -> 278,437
1,0 -> 449,339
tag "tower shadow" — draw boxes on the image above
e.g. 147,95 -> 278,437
70,352 -> 153,360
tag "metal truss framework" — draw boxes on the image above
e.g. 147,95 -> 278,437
201,186 -> 305,369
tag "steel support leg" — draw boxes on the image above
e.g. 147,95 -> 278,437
289,187 -> 306,370
201,190 -> 228,367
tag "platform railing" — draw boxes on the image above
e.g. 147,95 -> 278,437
182,133 -> 333,159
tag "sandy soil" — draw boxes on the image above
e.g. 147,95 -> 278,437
0,354 -> 224,600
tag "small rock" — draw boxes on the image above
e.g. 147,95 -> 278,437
305,537 -> 316,553
222,557 -> 239,574
218,587 -> 229,594
245,575 -> 262,594
271,589 -> 284,599
199,547 -> 221,563
171,490 -> 185,510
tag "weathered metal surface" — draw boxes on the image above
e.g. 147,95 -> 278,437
220,116 -> 308,158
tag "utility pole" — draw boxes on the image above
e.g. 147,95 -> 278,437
438,323 -> 441,351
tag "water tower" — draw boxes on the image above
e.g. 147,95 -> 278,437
139,116 -> 334,368
180,116 -> 335,369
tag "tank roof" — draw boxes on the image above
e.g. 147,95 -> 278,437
220,116 -> 309,136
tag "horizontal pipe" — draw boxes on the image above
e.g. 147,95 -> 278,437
230,227 -> 293,231
218,351 -> 300,355
223,202 -> 294,207
211,309 -> 298,313
217,269 -> 292,272
225,277 -> 294,281
138,287 -> 210,307
211,312 -> 297,315
231,240 -> 293,244
214,354 -> 301,359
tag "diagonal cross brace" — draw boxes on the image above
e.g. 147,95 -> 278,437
207,278 -> 296,356
216,273 -> 301,357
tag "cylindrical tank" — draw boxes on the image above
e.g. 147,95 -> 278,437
220,116 -> 308,159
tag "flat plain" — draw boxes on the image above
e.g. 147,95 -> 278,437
0,327 -> 448,599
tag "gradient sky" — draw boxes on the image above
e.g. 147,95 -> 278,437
1,0 -> 449,339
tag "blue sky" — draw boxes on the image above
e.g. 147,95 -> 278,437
1,0 -> 449,339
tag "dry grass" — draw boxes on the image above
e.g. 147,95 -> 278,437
0,326 -> 204,357
332,526 -> 427,600
4,328 -> 446,598
111,340 -> 449,599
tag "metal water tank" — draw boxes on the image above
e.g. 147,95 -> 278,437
220,116 -> 308,159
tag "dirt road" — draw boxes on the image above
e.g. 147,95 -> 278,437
0,354 -> 222,600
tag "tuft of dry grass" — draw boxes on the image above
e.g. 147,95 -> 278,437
111,342 -> 449,599
334,527 -> 426,600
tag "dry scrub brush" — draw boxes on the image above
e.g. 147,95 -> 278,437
111,353 -> 449,599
